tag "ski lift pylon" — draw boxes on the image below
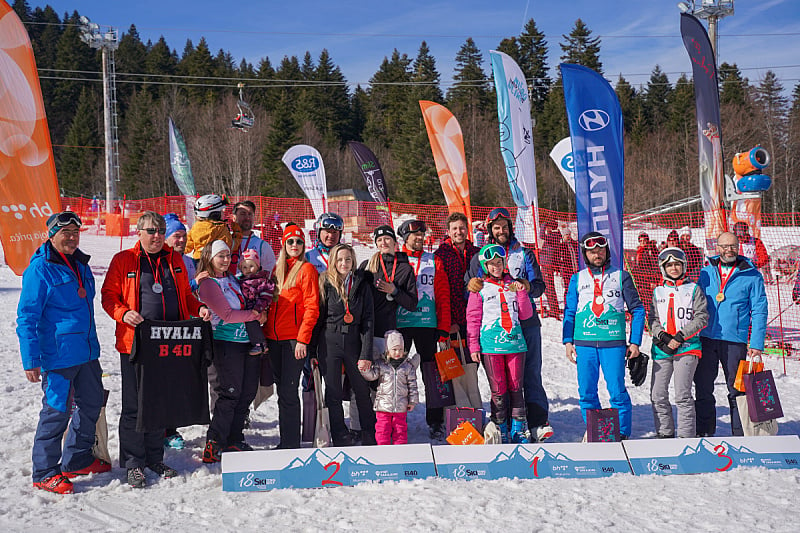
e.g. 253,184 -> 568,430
231,82 -> 254,131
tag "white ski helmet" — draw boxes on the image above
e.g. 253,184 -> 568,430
194,194 -> 227,218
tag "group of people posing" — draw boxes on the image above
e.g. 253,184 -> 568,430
16,198 -> 768,495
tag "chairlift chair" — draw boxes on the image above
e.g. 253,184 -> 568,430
231,83 -> 254,131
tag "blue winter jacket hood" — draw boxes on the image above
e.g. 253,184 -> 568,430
698,255 -> 768,350
16,241 -> 101,371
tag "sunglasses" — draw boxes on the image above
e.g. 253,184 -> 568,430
486,207 -> 511,224
480,245 -> 506,262
286,238 -> 304,246
51,211 -> 82,229
582,236 -> 608,249
141,227 -> 166,235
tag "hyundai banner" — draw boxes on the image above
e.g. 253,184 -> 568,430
560,63 -> 625,269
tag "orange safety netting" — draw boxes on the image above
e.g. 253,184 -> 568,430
63,196 -> 800,363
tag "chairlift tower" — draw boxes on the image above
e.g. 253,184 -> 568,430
78,16 -> 119,215
677,1 -> 735,60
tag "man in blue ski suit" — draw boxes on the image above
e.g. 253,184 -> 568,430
16,212 -> 107,494
466,208 -> 552,441
695,231 -> 768,437
563,231 -> 645,439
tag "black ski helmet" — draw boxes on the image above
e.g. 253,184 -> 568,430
579,231 -> 610,266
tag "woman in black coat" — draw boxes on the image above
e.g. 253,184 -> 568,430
316,244 -> 377,446
359,225 -> 418,344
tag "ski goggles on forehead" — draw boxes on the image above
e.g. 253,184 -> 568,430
486,208 -> 511,224
48,211 -> 82,230
479,245 -> 506,262
581,236 -> 608,249
319,217 -> 343,231
405,220 -> 426,234
659,249 -> 686,266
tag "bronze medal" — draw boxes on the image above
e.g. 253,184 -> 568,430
343,312 -> 354,324
77,287 -> 87,298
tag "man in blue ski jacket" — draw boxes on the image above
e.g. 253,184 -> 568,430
16,211 -> 109,494
562,231 -> 646,439
695,231 -> 768,437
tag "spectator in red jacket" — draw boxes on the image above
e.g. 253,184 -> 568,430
733,222 -> 772,283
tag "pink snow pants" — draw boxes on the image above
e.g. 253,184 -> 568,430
375,412 -> 408,445
483,352 -> 526,423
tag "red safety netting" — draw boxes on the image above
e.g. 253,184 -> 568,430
63,196 -> 800,363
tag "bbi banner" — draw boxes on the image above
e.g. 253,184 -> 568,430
0,2 -> 61,275
282,144 -> 328,221
419,101 -> 472,225
681,13 -> 727,252
490,50 -> 539,244
560,63 -> 624,269
347,141 -> 391,223
550,137 -> 576,193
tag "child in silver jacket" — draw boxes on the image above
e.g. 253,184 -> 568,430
360,330 -> 419,445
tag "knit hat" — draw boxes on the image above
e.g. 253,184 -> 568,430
385,330 -> 404,352
373,224 -> 396,243
210,240 -> 230,258
679,226 -> 692,238
241,248 -> 260,268
47,211 -> 82,238
164,213 -> 186,238
282,223 -> 304,247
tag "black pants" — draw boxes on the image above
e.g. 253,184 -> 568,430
119,353 -> 163,469
321,330 -> 376,444
207,340 -> 260,446
694,338 -> 747,436
399,326 -> 443,426
269,339 -> 306,449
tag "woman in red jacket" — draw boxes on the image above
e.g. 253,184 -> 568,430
265,224 -> 320,449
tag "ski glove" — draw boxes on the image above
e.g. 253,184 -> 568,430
627,352 -> 649,387
654,332 -> 677,355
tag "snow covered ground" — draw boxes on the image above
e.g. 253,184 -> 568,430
1,234 -> 799,532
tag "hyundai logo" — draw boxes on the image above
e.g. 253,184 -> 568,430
578,109 -> 610,132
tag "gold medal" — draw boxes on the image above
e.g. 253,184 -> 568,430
716,292 -> 725,302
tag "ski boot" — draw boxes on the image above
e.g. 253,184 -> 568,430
510,419 -> 531,444
496,420 -> 510,444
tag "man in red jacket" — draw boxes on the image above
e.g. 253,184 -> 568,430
101,211 -> 209,488
397,219 -> 451,440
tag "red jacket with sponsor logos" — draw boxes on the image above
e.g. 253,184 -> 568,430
101,241 -> 204,354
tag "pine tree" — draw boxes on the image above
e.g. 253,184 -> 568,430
116,25 -> 147,108
719,62 -> 748,106
364,49 -> 412,149
252,56 -> 275,110
12,0 -> 30,22
447,38 -> 489,112
755,71 -> 788,210
260,93 -> 300,197
51,12 -> 99,144
668,74 -> 694,134
307,49 -> 351,146
144,36 -> 178,98
644,65 -> 672,131
179,37 -> 215,104
394,41 -> 444,204
58,88 -> 100,196
517,19 -> 550,113
119,89 -> 157,198
30,6 -> 62,113
560,19 -> 602,73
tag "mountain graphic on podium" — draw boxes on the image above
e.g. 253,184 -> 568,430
285,449 -> 375,470
675,438 -> 757,468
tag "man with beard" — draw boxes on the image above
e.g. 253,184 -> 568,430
231,201 -> 276,276
466,208 -> 552,441
695,231 -> 768,437
563,232 -> 645,440
435,212 -> 482,409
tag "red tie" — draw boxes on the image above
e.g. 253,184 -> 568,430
499,288 -> 513,333
591,277 -> 604,318
666,293 -> 677,335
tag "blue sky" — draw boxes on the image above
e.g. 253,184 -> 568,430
30,0 -> 800,93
